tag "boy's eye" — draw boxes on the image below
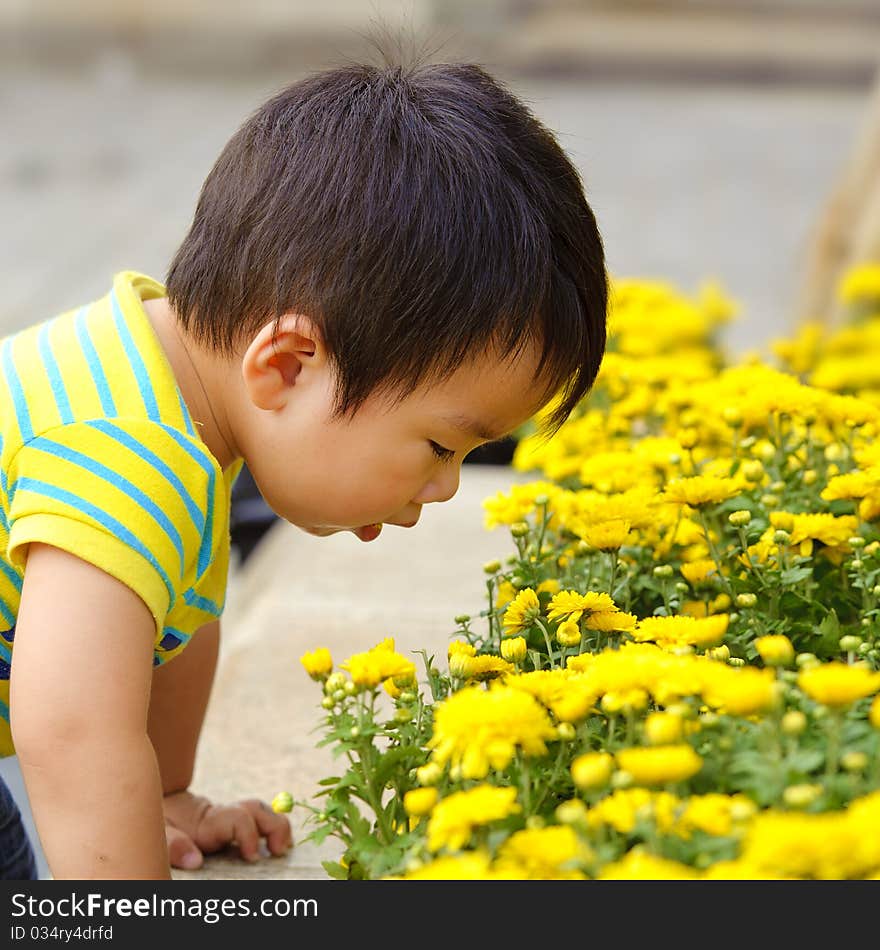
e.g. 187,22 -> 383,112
429,440 -> 456,462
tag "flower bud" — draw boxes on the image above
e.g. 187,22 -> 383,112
728,510 -> 752,527
350,726 -> 360,737
706,645 -> 730,662
781,710 -> 807,736
722,406 -> 743,427
574,540 -> 592,557
736,593 -> 757,608
728,612 -> 740,623
343,681 -> 357,696
403,787 -> 438,817
728,657 -> 746,668
675,581 -> 689,593
783,784 -> 822,808
571,752 -> 614,791
769,481 -> 786,493
271,792 -> 294,814
851,558 -> 864,571
678,428 -> 699,449
742,460 -> 764,482
416,762 -> 443,786
653,564 -> 674,578
526,815 -> 546,831
858,641 -> 872,654
324,672 -> 346,693
511,522 -> 530,538
802,469 -> 818,486
862,618 -> 872,628
849,536 -> 867,549
739,436 -> 757,451
556,619 -> 582,648
534,493 -> 550,506
610,769 -> 634,790
796,652 -> 819,669
483,559 -> 502,574
761,494 -> 780,509
395,707 -> 413,724
556,723 -> 577,741
841,751 -> 868,773
321,696 -> 335,710
500,636 -> 527,663
772,529 -> 791,544
755,634 -> 794,668
839,635 -> 863,653
644,711 -> 683,745
398,691 -> 417,704
555,799 -> 588,825
453,613 -> 471,625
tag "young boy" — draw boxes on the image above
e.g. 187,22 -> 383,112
0,58 -> 607,879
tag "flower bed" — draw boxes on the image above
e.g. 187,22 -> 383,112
284,264 -> 880,880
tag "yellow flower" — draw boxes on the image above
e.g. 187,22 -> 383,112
547,589 -> 616,624
571,752 -> 614,791
300,647 -> 333,681
502,588 -> 541,636
615,745 -> 703,786
494,826 -> 591,879
631,614 -> 728,650
536,579 -> 561,595
427,685 -> 557,779
341,642 -> 415,690
403,787 -> 438,817
500,636 -> 528,663
662,475 -> 741,509
644,711 -> 684,745
839,262 -> 880,304
585,610 -> 638,632
556,619 -> 582,648
580,519 -> 633,550
680,558 -> 718,585
701,666 -> 778,716
495,580 -> 517,610
398,852 -> 500,880
454,653 -> 515,683
426,785 -> 521,852
870,695 -> 880,729
598,848 -> 698,880
797,662 -> 880,707
755,634 -> 795,668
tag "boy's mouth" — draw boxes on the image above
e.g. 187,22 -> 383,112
353,523 -> 383,542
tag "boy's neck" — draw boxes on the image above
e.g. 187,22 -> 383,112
142,296 -> 242,472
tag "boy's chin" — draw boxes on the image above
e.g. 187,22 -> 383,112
301,524 -> 383,542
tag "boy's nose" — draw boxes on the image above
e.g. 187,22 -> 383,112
413,469 -> 460,506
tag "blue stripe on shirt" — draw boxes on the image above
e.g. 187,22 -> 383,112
159,425 -> 216,581
177,390 -> 196,438
83,420 -> 205,535
10,477 -> 176,609
183,587 -> 221,615
75,305 -> 117,417
111,289 -> 160,422
0,600 -> 15,628
38,321 -> 74,425
27,436 -> 186,577
1,337 -> 33,442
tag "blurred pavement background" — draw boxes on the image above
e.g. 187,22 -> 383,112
1,0 -> 878,879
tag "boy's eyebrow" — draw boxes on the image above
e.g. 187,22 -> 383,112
441,412 -> 504,442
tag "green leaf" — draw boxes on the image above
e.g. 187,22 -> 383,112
779,566 -> 813,586
321,860 -> 349,880
372,745 -> 423,789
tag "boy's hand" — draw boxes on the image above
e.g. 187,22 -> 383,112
162,790 -> 293,870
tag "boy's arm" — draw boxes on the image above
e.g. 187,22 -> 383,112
148,618 -> 220,796
10,543 -> 171,879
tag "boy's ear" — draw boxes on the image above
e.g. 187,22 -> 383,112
241,313 -> 326,411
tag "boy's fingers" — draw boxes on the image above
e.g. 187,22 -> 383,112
227,809 -> 262,862
165,824 -> 204,870
240,798 -> 295,856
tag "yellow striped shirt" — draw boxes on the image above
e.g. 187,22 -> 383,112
0,270 -> 243,757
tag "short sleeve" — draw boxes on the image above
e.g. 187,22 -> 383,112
5,418 -> 215,638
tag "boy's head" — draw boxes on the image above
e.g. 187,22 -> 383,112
163,59 -> 607,537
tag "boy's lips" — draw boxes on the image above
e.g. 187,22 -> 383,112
354,523 -> 383,542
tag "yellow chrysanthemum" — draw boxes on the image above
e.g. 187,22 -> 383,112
571,752 -> 614,790
579,519 -> 633,550
631,614 -> 728,650
755,634 -> 795,668
662,475 -> 741,509
397,851 -> 500,880
547,590 -> 617,624
454,653 -> 515,682
797,662 -> 880,708
494,826 -> 591,879
427,685 -> 557,779
502,588 -> 541,636
341,641 -> 415,690
597,849 -> 699,880
615,745 -> 703,786
403,787 -> 438,817
426,785 -> 521,852
300,647 -> 333,681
